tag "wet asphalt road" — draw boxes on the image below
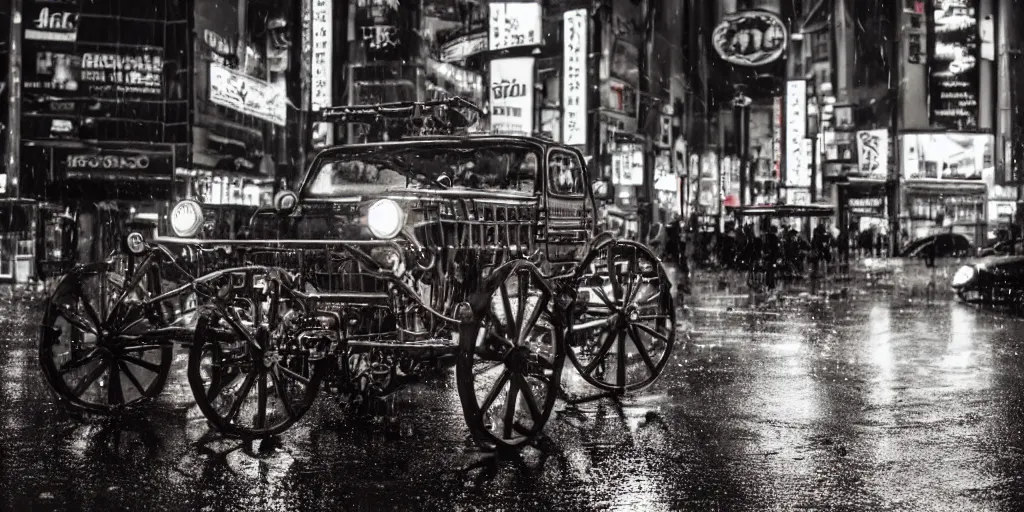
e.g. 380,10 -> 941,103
3,281 -> 1024,511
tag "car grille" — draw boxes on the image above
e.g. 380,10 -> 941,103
413,198 -> 538,257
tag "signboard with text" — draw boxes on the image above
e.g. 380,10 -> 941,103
928,0 -> 979,130
785,80 -> 808,187
24,1 -> 79,43
209,63 -> 286,126
562,9 -> 587,146
488,57 -> 535,135
310,0 -> 333,112
855,129 -> 889,179
23,47 -> 164,97
489,2 -> 542,51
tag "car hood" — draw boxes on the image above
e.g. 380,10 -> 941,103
249,189 -> 538,241
973,254 -> 1024,271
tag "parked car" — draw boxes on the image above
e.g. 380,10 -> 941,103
951,255 -> 1024,315
900,233 -> 973,259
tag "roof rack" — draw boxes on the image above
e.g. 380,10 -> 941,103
317,97 -> 484,140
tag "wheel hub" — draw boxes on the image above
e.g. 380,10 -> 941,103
504,345 -> 533,375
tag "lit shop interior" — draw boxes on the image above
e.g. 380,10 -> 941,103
900,133 -> 990,245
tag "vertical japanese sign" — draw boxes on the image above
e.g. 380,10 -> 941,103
311,0 -> 332,112
772,96 -> 782,179
489,57 -> 535,136
929,0 -> 979,130
856,129 -> 889,180
489,2 -> 542,51
785,80 -> 808,187
562,9 -> 587,146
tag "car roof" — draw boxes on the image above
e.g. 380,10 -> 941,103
314,134 -> 562,156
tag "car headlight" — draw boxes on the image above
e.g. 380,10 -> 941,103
170,200 -> 204,238
951,265 -> 976,287
367,199 -> 405,239
125,232 -> 146,254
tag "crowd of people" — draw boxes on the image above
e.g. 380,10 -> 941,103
650,219 -> 842,292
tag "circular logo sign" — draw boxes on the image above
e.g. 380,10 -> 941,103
712,11 -> 788,67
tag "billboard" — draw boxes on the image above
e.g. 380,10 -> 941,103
562,9 -> 587,146
902,133 -> 991,180
489,57 -> 535,136
928,0 -> 979,130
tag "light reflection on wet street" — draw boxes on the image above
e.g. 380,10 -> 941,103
3,290 -> 1024,511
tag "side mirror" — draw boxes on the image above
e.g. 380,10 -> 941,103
591,179 -> 613,201
273,190 -> 298,214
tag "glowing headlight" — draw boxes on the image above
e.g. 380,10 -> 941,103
170,200 -> 204,238
126,232 -> 146,254
951,265 -> 975,287
367,199 -> 405,239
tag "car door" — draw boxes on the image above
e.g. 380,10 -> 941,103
543,148 -> 595,265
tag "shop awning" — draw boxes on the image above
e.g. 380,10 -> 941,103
904,180 -> 987,196
727,204 -> 835,218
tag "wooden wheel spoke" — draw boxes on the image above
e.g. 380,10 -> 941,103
121,354 -> 162,374
57,304 -> 98,335
76,286 -> 104,328
638,314 -> 669,322
225,372 -> 257,422
59,349 -> 100,375
634,322 -> 670,345
591,287 -> 617,310
513,374 -> 542,423
623,248 -> 637,303
518,293 -> 548,346
256,372 -> 269,429
516,272 -> 528,340
270,367 -> 298,419
118,360 -> 148,397
71,357 -> 109,397
279,365 -> 310,387
502,377 -> 520,439
479,370 -> 510,415
627,326 -> 658,374
582,330 -> 615,375
106,359 -> 124,406
616,330 -> 627,388
606,249 -> 622,300
499,281 -> 516,339
121,344 -> 165,353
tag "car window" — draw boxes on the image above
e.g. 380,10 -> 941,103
548,150 -> 585,195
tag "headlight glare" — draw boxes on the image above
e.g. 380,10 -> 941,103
170,200 -> 204,238
367,199 -> 405,239
951,265 -> 975,287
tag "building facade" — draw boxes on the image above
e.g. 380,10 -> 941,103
1,0 -> 304,283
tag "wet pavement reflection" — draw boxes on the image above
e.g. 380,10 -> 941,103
3,289 -> 1024,510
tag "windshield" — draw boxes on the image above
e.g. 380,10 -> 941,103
304,145 -> 540,197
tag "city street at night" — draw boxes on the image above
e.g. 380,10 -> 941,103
3,281 -> 1024,511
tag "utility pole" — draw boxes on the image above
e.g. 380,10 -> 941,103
5,0 -> 21,199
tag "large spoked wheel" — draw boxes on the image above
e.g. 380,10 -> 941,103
39,256 -> 172,414
457,260 -> 566,451
569,240 -> 676,393
187,270 -> 325,439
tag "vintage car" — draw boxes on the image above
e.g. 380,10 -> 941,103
37,98 -> 679,450
951,255 -> 1024,314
